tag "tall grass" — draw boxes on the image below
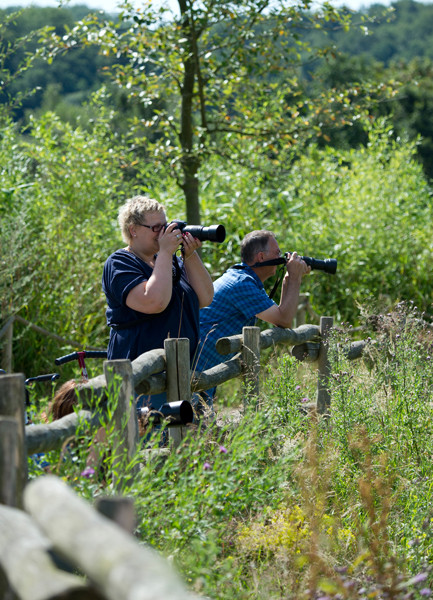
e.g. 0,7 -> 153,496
27,302 -> 433,599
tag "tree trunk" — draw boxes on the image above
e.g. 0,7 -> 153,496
178,0 -> 201,225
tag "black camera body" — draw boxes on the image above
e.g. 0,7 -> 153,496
169,220 -> 226,243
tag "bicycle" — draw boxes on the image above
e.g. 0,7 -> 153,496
54,350 -> 107,383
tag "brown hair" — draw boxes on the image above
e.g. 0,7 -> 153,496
50,380 -> 78,420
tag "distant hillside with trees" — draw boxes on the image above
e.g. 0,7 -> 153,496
2,0 -> 433,179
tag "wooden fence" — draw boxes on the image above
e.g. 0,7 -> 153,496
0,314 -> 369,600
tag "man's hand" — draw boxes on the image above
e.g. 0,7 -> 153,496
286,252 -> 311,281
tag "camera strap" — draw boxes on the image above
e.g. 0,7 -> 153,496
231,257 -> 287,300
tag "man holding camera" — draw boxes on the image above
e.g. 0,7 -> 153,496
195,230 -> 310,404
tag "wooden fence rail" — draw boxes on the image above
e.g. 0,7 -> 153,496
0,475 -> 202,600
1,316 -> 372,465
0,314 -> 371,600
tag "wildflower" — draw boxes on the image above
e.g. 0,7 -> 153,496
295,385 -> 301,391
420,589 -> 432,597
81,466 -> 95,478
411,573 -> 428,584
219,445 -> 228,454
203,462 -> 212,470
301,397 -> 309,403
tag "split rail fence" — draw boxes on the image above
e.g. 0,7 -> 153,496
0,314 -> 370,600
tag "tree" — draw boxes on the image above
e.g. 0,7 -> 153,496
41,0 -> 392,223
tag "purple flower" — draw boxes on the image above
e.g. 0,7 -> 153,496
411,573 -> 428,584
420,589 -> 431,597
301,397 -> 309,403
203,462 -> 212,470
81,466 -> 95,478
219,445 -> 228,454
295,385 -> 301,391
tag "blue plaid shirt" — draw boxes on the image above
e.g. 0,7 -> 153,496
194,264 -> 275,373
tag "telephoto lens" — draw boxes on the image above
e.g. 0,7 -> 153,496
170,220 -> 226,243
137,400 -> 193,426
301,256 -> 337,274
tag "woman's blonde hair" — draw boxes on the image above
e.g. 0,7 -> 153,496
118,195 -> 166,243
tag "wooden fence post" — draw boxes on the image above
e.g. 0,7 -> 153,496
0,374 -> 27,508
316,316 -> 334,415
103,359 -> 139,486
0,418 -> 20,509
164,338 -> 191,447
242,326 -> 261,410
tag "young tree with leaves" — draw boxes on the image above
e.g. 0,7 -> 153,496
41,0 -> 391,223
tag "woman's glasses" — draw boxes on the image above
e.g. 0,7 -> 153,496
139,222 -> 167,233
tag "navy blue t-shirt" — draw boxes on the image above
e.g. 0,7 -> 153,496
102,249 -> 200,362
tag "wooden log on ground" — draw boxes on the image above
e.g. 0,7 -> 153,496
25,410 -> 99,455
24,475 -> 202,600
0,504 -> 102,600
0,374 -> 28,507
191,354 -> 242,393
215,323 -> 321,356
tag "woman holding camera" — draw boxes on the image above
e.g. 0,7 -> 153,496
102,195 -> 214,408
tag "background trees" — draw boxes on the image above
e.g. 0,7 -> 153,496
40,0 -> 391,223
1,1 -> 433,379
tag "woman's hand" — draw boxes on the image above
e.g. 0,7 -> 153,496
181,232 -> 202,259
157,222 -> 183,255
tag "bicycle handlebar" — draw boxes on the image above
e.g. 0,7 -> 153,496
25,373 -> 60,385
55,350 -> 107,365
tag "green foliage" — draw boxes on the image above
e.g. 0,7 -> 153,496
195,120 -> 433,324
0,6 -> 112,122
0,112 -> 126,378
26,303 -> 433,599
39,0 -> 387,224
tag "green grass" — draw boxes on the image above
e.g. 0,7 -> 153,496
27,302 -> 433,599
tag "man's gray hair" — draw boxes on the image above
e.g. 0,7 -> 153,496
240,230 -> 276,264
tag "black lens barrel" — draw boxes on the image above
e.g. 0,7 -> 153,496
169,220 -> 226,243
183,224 -> 226,243
301,256 -> 337,274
